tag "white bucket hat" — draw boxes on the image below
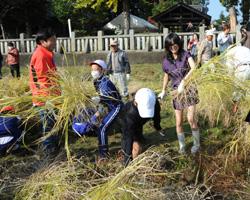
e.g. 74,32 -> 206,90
206,30 -> 214,36
135,88 -> 156,118
90,59 -> 108,70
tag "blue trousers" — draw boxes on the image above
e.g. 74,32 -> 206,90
98,105 -> 121,157
39,108 -> 58,150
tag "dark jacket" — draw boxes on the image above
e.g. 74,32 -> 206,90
94,75 -> 122,110
118,99 -> 161,164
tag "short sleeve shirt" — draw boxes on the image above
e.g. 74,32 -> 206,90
162,51 -> 191,89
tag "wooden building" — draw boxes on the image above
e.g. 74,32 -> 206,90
152,2 -> 211,32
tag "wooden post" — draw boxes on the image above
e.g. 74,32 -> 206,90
97,30 -> 103,51
19,33 -> 25,53
183,35 -> 188,50
235,24 -> 241,43
199,25 -> 205,41
70,31 -> 75,52
163,28 -> 169,40
129,29 -> 134,50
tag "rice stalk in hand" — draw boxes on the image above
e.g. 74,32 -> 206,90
181,54 -> 250,159
0,68 -> 97,159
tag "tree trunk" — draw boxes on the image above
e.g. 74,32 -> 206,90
123,0 -> 130,34
242,0 -> 250,24
229,6 -> 237,32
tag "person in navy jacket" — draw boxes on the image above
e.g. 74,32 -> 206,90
90,60 -> 123,160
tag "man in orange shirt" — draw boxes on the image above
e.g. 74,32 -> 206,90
30,29 -> 61,155
6,42 -> 20,78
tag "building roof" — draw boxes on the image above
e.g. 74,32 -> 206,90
103,12 -> 158,32
152,2 -> 211,26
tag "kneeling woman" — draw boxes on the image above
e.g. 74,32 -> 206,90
158,33 -> 200,154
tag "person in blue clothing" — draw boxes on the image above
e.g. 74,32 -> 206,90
90,59 -> 123,161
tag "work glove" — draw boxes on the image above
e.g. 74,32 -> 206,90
91,96 -> 101,104
177,80 -> 185,94
158,90 -> 166,100
126,74 -> 130,81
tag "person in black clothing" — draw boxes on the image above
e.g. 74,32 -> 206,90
0,50 -> 3,79
118,88 -> 163,165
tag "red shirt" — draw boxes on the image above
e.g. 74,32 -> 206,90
29,45 -> 61,106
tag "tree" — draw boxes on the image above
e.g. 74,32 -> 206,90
220,0 -> 250,25
62,0 -> 153,34
219,0 -> 238,31
151,0 -> 209,16
0,0 -> 51,38
0,0 -> 18,38
73,0 -> 119,12
52,0 -> 115,35
241,0 -> 250,24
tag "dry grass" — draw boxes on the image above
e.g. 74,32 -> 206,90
0,59 -> 249,199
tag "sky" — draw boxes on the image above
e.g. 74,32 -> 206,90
207,0 -> 228,20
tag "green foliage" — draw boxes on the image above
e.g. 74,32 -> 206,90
51,0 -> 114,35
219,0 -> 239,9
152,0 -> 209,16
73,0 -> 119,12
214,11 -> 230,26
0,0 -> 51,37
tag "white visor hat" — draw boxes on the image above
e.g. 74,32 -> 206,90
135,88 -> 156,118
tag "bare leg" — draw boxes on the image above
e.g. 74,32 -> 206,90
132,141 -> 142,159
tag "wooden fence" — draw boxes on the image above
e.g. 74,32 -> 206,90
0,26 -> 242,54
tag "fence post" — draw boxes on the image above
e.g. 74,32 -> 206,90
129,29 -> 135,50
235,24 -> 241,43
199,25 -> 205,41
71,31 -> 75,52
163,28 -> 169,39
97,30 -> 103,51
19,33 -> 25,53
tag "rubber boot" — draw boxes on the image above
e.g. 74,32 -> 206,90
177,133 -> 185,154
191,130 -> 200,154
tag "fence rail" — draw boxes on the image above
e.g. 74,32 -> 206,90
0,26 -> 241,54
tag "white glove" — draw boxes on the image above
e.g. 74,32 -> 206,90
126,74 -> 130,81
158,90 -> 166,100
177,80 -> 185,94
91,96 -> 100,104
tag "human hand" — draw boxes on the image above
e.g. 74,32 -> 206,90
91,96 -> 100,104
158,90 -> 166,100
177,80 -> 185,94
126,74 -> 130,81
